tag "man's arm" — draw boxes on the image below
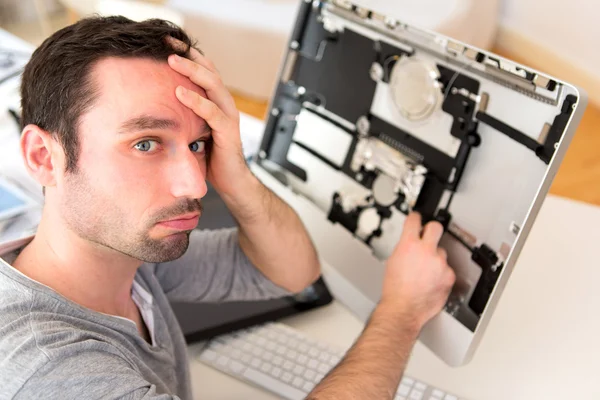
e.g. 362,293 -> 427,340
219,173 -> 320,293
166,39 -> 320,294
307,212 -> 455,399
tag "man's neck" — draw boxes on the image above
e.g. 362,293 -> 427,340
12,209 -> 142,318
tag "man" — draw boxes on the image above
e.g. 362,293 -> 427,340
0,16 -> 454,399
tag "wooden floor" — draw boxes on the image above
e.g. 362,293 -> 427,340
231,50 -> 600,207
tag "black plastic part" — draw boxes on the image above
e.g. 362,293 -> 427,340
291,27 -> 378,126
476,111 -> 539,152
536,94 -> 578,164
468,244 -> 503,315
434,208 -> 452,230
327,192 -> 361,233
289,0 -> 313,49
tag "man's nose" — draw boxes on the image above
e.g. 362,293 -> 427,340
168,151 -> 208,200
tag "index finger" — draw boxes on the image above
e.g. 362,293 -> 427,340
400,212 -> 422,241
165,36 -> 218,74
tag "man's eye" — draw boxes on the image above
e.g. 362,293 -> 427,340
189,140 -> 206,153
134,140 -> 158,152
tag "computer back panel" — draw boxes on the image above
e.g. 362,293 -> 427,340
253,0 -> 586,365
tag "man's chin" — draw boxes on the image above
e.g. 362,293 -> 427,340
137,231 -> 191,263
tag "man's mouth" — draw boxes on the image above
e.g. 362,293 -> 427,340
157,213 -> 201,231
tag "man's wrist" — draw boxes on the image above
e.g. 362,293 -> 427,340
375,297 -> 423,337
219,169 -> 268,223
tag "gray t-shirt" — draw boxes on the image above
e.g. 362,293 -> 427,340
0,228 -> 290,399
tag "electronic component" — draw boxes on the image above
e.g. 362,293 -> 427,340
350,137 -> 427,210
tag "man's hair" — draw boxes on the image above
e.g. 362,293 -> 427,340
21,16 -> 196,172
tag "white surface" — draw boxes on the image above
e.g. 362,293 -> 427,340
500,0 -> 598,80
189,196 -> 600,399
293,109 -> 353,168
96,0 -> 184,27
165,0 -> 499,99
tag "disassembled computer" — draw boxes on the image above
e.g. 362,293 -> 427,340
250,0 -> 586,365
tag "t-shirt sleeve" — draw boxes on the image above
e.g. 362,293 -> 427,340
15,351 -> 179,400
152,228 -> 291,302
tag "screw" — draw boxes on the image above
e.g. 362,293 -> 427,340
297,86 -> 306,96
258,150 -> 267,159
355,173 -> 363,181
271,108 -> 280,117
290,41 -> 299,50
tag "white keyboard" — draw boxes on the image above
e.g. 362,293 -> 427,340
197,322 -> 463,400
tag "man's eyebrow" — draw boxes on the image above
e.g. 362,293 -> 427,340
200,123 -> 212,137
118,115 -> 180,134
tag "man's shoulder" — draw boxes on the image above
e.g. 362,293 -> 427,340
0,270 -> 133,398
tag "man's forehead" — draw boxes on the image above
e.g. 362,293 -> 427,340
89,57 -> 205,122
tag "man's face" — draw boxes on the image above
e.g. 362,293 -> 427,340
56,57 -> 209,263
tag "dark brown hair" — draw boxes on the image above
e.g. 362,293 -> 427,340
20,16 -> 196,172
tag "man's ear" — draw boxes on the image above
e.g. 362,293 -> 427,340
20,124 -> 64,189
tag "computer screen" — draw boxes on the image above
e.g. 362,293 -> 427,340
250,0 -> 586,365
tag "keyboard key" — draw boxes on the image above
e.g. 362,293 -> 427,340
330,355 -> 341,365
282,372 -> 293,383
303,381 -> 315,393
293,365 -> 305,375
210,341 -> 224,349
273,356 -> 284,366
241,353 -> 252,365
261,352 -> 274,362
443,396 -> 458,400
415,382 -> 427,391
315,372 -> 325,383
304,369 -> 316,381
402,377 -> 415,386
260,363 -> 272,374
231,349 -> 242,359
252,347 -> 263,357
250,358 -> 262,368
287,350 -> 298,359
308,348 -> 320,358
270,367 -> 282,378
199,349 -> 217,362
431,389 -> 444,399
283,360 -> 294,371
256,337 -> 267,346
292,377 -> 305,388
217,355 -> 230,367
297,354 -> 309,364
242,343 -> 253,352
318,353 -> 330,363
317,363 -> 330,374
307,359 -> 319,369
298,343 -> 309,353
398,384 -> 411,396
228,360 -> 245,374
243,368 -> 306,400
276,345 -> 287,355
409,390 -> 424,400
266,342 -> 276,351
289,339 -> 299,349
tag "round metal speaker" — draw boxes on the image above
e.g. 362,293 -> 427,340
372,174 -> 397,206
389,56 -> 443,122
